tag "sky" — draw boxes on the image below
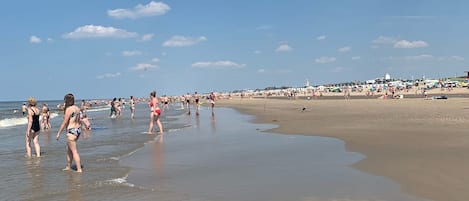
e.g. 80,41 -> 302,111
1,0 -> 469,101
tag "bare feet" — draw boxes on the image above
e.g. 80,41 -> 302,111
62,167 -> 71,171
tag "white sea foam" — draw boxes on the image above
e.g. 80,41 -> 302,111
86,106 -> 111,113
105,175 -> 135,187
0,117 -> 27,128
0,113 -> 59,129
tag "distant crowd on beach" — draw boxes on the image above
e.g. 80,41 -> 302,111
23,91 -> 219,173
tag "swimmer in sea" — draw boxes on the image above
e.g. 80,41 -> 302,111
41,103 -> 51,130
56,93 -> 83,173
148,91 -> 163,134
130,96 -> 135,119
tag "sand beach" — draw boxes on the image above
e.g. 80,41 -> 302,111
217,89 -> 469,201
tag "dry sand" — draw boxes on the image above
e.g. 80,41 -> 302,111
217,95 -> 469,201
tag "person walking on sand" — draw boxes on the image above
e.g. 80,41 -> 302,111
56,93 -> 83,173
26,97 -> 41,158
209,91 -> 216,115
130,96 -> 136,119
184,93 -> 191,115
194,91 -> 200,115
148,91 -> 164,134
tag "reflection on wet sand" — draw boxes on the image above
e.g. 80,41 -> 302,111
66,172 -> 82,201
152,134 -> 167,188
210,114 -> 216,134
24,158 -> 43,198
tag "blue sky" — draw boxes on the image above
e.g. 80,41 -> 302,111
1,0 -> 468,101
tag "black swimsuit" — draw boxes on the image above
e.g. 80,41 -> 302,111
31,109 -> 40,132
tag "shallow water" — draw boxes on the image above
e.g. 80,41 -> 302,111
0,102 -> 430,201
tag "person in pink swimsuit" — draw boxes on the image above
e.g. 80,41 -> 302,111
148,91 -> 163,134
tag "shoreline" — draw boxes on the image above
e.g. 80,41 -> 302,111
217,97 -> 469,201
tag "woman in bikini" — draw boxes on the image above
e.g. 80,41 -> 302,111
148,91 -> 163,134
41,103 -> 51,130
56,93 -> 83,173
26,97 -> 41,158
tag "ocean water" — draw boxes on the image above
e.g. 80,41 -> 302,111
0,101 -> 429,201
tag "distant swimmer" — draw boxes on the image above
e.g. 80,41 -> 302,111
130,96 -> 136,119
56,93 -> 83,173
148,91 -> 163,134
109,98 -> 117,117
25,97 -> 41,158
41,103 -> 51,130
22,103 -> 27,116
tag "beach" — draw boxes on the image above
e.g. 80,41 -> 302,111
0,99 -> 432,201
217,94 -> 469,201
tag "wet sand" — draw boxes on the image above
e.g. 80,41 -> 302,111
121,107 -> 428,201
217,97 -> 469,201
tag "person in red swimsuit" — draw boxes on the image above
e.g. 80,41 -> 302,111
148,91 -> 163,134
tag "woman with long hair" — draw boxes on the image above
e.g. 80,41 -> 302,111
148,91 -> 163,134
56,93 -> 82,172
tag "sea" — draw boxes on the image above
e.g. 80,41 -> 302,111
0,100 -> 430,201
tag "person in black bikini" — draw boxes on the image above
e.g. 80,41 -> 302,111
56,93 -> 83,173
26,97 -> 41,158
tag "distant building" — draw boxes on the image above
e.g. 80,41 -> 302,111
384,73 -> 391,81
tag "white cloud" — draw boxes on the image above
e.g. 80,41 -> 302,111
381,54 -> 434,61
257,68 -> 292,74
394,40 -> 428,48
108,1 -> 170,19
315,56 -> 336,64
316,35 -> 326,40
275,44 -> 293,52
254,50 -> 262,54
162,35 -> 207,47
437,56 -> 465,61
47,38 -> 54,42
352,56 -> 361,60
130,63 -> 158,71
331,67 -> 344,73
192,61 -> 246,69
256,25 -> 273,30
63,25 -> 138,39
140,33 -> 154,41
449,56 -> 465,61
405,54 -> 433,60
372,36 -> 397,45
97,72 -> 121,79
151,57 -> 160,62
338,46 -> 351,52
122,50 -> 142,57
30,35 -> 41,44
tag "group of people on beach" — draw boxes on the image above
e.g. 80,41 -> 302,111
24,91 -> 217,173
25,94 -> 83,172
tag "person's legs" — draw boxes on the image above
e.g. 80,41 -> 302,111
156,115 -> 163,134
148,113 -> 154,133
32,132 -> 40,157
67,135 -> 82,172
25,132 -> 32,157
63,143 -> 72,171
